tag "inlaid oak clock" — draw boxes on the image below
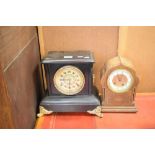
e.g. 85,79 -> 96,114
38,51 -> 102,117
100,56 -> 139,112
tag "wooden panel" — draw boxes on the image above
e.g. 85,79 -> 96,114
4,36 -> 42,128
41,26 -> 119,93
0,64 -> 15,128
118,26 -> 155,92
38,26 -> 45,58
38,26 -> 47,89
0,26 -> 36,70
0,26 -> 43,128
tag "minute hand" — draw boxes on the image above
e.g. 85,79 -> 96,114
69,79 -> 71,89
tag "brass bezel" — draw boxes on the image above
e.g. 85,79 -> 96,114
53,65 -> 85,95
107,69 -> 134,93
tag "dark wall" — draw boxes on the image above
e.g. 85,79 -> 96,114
0,26 -> 43,128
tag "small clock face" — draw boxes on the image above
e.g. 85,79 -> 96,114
107,69 -> 134,93
53,65 -> 85,95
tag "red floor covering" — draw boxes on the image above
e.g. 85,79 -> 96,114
35,93 -> 155,129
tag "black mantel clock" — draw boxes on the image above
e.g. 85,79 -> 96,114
37,51 -> 102,117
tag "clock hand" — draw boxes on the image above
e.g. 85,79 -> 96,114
117,74 -> 122,81
69,78 -> 71,89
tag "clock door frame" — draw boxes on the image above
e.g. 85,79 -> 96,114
44,63 -> 93,96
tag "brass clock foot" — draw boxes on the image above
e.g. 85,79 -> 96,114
37,106 -> 53,117
87,106 -> 103,118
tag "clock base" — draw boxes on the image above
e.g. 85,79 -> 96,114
101,104 -> 137,112
39,94 -> 100,114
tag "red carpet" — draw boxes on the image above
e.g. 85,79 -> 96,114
36,113 -> 96,129
35,93 -> 155,129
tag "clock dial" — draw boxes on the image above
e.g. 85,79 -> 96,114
107,69 -> 134,93
53,65 -> 85,95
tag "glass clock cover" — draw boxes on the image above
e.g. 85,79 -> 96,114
53,65 -> 85,95
107,69 -> 134,93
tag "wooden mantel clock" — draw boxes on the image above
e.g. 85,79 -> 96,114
100,56 -> 139,112
37,51 -> 102,117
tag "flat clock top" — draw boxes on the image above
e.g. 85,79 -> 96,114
42,51 -> 94,64
53,65 -> 85,95
107,69 -> 134,93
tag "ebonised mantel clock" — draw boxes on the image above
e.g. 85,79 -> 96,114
38,51 -> 102,117
100,56 -> 139,112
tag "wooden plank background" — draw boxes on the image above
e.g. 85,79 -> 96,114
0,26 -> 43,128
0,64 -> 14,128
40,26 -> 155,93
39,26 -> 119,94
118,26 -> 155,92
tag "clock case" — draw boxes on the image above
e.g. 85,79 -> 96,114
100,56 -> 139,112
38,51 -> 101,116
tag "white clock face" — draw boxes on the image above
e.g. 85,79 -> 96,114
107,69 -> 134,93
53,65 -> 85,95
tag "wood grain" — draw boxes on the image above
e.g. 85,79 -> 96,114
38,26 -> 45,58
0,64 -> 15,128
37,26 -> 47,89
4,36 -> 42,128
0,26 -> 36,70
0,26 -> 43,128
